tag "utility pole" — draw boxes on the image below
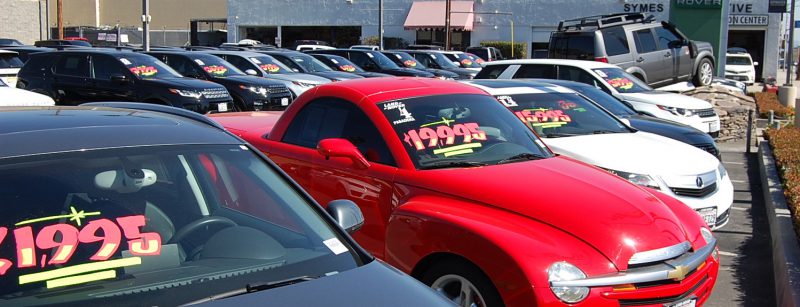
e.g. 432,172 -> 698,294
444,0 -> 451,50
142,0 -> 150,51
788,0 -> 796,83
57,0 -> 63,39
45,0 -> 51,39
379,0 -> 384,49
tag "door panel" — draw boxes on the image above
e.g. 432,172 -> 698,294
655,26 -> 692,81
632,29 -> 667,85
52,54 -> 91,105
90,55 -> 135,101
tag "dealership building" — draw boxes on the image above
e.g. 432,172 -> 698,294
228,0 -> 785,80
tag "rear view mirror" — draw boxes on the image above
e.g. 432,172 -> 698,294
245,69 -> 258,76
317,138 -> 370,169
326,199 -> 364,233
110,74 -> 128,84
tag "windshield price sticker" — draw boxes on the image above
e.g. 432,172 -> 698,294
383,101 -> 416,125
330,59 -> 339,64
250,57 -> 262,64
128,66 -> 158,77
594,69 -> 608,78
339,65 -> 356,72
496,96 -> 518,107
515,108 -> 572,128
119,58 -> 132,65
606,77 -> 634,90
1,207 -> 162,289
194,59 -> 205,66
460,59 -> 473,66
474,58 -> 485,64
404,120 -> 487,152
322,238 -> 348,255
403,60 -> 417,68
203,65 -> 228,75
260,64 -> 281,73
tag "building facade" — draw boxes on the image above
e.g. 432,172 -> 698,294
0,0 -> 48,44
228,0 -> 783,80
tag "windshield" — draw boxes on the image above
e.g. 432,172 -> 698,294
0,144 -> 362,305
562,83 -> 637,116
497,92 -> 630,138
0,39 -> 23,46
466,53 -> 485,65
593,68 -> 652,94
446,53 -> 482,69
379,94 -> 552,169
0,54 -> 24,69
289,54 -> 334,73
387,52 -> 427,69
325,56 -> 365,73
430,53 -> 459,68
191,54 -> 244,77
117,54 -> 182,79
249,56 -> 292,75
726,56 -> 752,66
467,49 -> 488,60
367,51 -> 401,70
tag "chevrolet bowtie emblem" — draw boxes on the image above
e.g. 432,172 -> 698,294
667,265 -> 691,280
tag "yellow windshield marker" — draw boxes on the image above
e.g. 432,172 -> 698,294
421,117 -> 455,127
433,143 -> 482,155
46,270 -> 116,289
19,257 -> 141,285
15,206 -> 101,227
444,149 -> 475,157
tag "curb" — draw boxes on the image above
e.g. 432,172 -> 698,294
758,141 -> 800,307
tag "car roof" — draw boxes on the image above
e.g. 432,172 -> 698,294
0,106 -> 239,159
464,79 -> 577,95
204,50 -> 266,57
486,58 -> 618,69
310,78 -> 486,105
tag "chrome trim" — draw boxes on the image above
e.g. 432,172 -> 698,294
628,241 -> 691,265
550,238 -> 716,288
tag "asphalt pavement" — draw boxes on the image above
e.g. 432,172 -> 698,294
705,139 -> 775,307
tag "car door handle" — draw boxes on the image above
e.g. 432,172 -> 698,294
664,53 -> 672,58
636,57 -> 644,63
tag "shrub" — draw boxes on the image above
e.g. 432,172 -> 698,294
755,92 -> 794,119
766,126 -> 800,236
479,41 -> 527,59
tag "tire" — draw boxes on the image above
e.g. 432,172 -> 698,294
693,58 -> 714,87
421,258 -> 505,307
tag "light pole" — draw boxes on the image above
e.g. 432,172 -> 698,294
787,0 -> 796,84
142,0 -> 151,51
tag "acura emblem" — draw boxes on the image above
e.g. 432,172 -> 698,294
696,177 -> 703,188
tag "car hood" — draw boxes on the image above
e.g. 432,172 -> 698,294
407,156 -> 691,268
355,71 -> 394,78
445,67 -> 478,77
382,68 -> 435,77
195,261 -> 452,306
421,68 -> 459,78
142,77 -> 225,89
625,115 -> 713,145
263,73 -> 330,84
619,91 -> 713,109
221,75 -> 285,87
0,87 -> 55,106
725,64 -> 754,73
310,71 -> 364,81
544,132 -> 718,175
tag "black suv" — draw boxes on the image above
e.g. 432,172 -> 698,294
310,53 -> 393,78
0,103 -> 452,306
255,50 -> 363,81
146,51 -> 293,111
16,49 -> 233,113
34,39 -> 92,48
397,50 -> 477,79
549,13 -> 715,87
306,49 -> 434,77
380,51 -> 459,79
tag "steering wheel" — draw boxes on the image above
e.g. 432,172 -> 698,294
168,216 -> 238,245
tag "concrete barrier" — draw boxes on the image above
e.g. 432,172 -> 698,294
758,142 -> 800,307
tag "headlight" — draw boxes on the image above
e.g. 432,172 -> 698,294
606,169 -> 660,189
291,81 -> 316,88
717,163 -> 728,179
169,88 -> 202,99
240,85 -> 268,96
548,262 -> 590,303
700,227 -> 714,245
657,105 -> 694,117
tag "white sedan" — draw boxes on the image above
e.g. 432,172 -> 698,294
0,78 -> 54,106
476,59 -> 722,137
467,79 -> 733,229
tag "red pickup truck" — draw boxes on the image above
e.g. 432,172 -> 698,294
210,78 -> 718,307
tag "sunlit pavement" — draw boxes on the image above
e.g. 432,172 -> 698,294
705,139 -> 775,306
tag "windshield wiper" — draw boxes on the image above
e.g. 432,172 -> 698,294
419,161 -> 488,170
592,130 -> 620,134
543,132 -> 581,138
497,153 -> 546,165
183,275 -> 319,304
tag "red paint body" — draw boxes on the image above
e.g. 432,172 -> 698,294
210,78 -> 718,306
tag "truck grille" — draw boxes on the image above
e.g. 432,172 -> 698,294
202,88 -> 230,99
670,182 -> 717,198
695,108 -> 716,118
267,85 -> 291,95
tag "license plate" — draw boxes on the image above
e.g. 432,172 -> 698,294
281,98 -> 289,106
217,103 -> 228,112
697,208 -> 717,227
666,297 -> 696,307
708,121 -> 720,132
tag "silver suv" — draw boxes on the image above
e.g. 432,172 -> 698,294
549,13 -> 715,87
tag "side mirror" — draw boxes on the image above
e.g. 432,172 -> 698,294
753,62 -> 759,66
110,74 -> 128,84
245,69 -> 258,76
317,138 -> 370,170
326,199 -> 364,233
